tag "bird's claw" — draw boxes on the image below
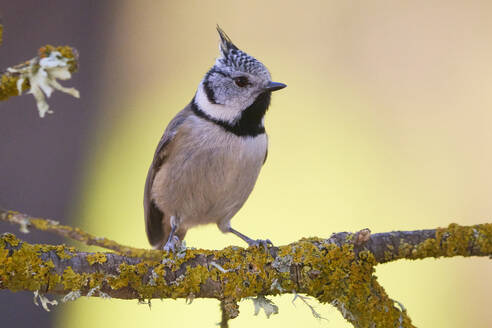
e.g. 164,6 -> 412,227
227,227 -> 273,251
247,238 -> 273,251
163,235 -> 180,253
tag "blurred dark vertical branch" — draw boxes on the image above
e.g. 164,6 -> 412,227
0,5 -> 109,326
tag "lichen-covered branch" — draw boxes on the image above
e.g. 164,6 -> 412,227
0,208 -> 160,260
326,224 -> 492,264
0,209 -> 490,328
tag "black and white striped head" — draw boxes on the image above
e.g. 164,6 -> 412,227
193,27 -> 286,136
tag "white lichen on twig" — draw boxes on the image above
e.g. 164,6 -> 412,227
185,293 -> 195,304
61,290 -> 81,303
292,291 -> 327,321
393,299 -> 406,328
247,295 -> 279,318
87,286 -> 111,299
270,278 -> 284,292
33,290 -> 58,312
271,254 -> 293,273
17,217 -> 30,234
148,269 -> 159,286
210,261 -> 230,273
7,51 -> 79,117
138,299 -> 152,309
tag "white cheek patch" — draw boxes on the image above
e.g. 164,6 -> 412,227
195,82 -> 241,124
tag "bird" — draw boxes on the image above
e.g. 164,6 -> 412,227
144,26 -> 286,251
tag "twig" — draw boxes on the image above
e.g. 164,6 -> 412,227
0,24 -> 79,116
220,300 -> 230,328
0,45 -> 79,103
0,208 -> 161,260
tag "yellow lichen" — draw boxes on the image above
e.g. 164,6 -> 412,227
0,223 -> 490,328
38,45 -> 78,72
29,218 -> 52,231
55,245 -> 74,260
62,266 -> 86,291
86,253 -> 107,265
394,223 -> 492,262
2,233 -> 20,247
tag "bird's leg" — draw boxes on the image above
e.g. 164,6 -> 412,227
228,227 -> 273,251
163,216 -> 180,252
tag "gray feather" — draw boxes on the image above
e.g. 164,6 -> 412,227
144,106 -> 192,246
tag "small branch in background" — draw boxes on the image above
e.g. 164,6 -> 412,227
0,24 -> 80,116
0,208 -> 162,260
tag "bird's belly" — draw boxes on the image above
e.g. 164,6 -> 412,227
182,155 -> 261,228
153,133 -> 267,228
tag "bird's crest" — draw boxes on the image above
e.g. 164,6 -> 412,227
216,25 -> 269,78
217,25 -> 238,57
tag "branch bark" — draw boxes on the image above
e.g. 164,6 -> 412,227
1,209 -> 491,327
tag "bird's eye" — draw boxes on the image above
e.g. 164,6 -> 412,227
233,76 -> 249,88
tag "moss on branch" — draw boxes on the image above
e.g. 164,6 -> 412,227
0,209 -> 490,327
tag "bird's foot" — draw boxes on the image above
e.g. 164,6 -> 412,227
162,235 -> 180,253
246,238 -> 273,252
227,227 -> 273,251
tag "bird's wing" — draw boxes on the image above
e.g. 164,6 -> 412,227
144,106 -> 192,246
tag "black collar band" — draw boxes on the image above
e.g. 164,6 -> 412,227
191,91 -> 270,137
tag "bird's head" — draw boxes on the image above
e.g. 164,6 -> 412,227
194,26 -> 286,126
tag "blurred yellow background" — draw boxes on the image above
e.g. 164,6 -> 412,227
58,1 -> 491,327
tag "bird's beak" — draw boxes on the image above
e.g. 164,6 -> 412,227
265,81 -> 287,92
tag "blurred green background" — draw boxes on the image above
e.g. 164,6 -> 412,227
17,0 -> 491,327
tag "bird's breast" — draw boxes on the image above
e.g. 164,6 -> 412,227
152,118 -> 267,226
